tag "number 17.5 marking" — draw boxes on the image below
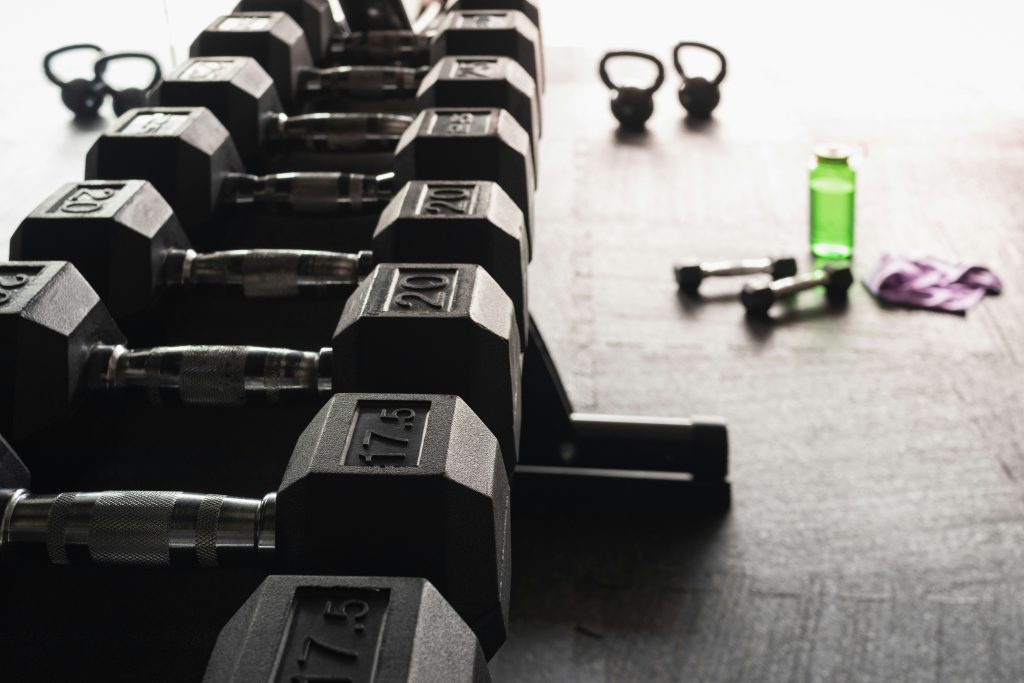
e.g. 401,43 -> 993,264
359,430 -> 409,464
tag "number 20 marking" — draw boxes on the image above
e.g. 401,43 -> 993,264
60,188 -> 118,214
422,187 -> 473,216
393,274 -> 450,309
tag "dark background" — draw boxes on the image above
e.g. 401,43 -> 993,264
2,1 -> 1022,680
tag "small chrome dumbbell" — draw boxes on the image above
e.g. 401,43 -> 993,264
740,264 -> 853,316
675,255 -> 797,294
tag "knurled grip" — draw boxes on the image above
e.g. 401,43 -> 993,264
1,490 -> 275,567
83,491 -> 180,565
195,494 -> 225,568
46,492 -> 74,564
180,347 -> 248,405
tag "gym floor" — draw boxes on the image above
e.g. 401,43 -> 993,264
3,1 -> 1024,681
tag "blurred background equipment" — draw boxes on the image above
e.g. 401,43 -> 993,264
672,40 -> 726,119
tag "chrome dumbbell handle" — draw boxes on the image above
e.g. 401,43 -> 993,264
326,31 -> 431,65
223,171 -> 396,213
0,488 -> 276,567
87,344 -> 335,406
272,112 -> 413,153
675,256 -> 796,291
298,65 -> 427,99
704,257 -> 780,277
163,249 -> 372,297
741,265 -> 852,315
770,269 -> 834,298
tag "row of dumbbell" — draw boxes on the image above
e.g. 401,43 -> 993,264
0,390 -> 509,671
6,1 -> 546,465
171,4 -> 543,187
231,0 -> 543,83
0,2 -> 547,679
38,3 -> 547,255
78,5 -> 544,255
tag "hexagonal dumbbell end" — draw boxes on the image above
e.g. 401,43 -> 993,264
332,263 -> 521,474
276,393 -> 511,656
85,107 -> 243,237
204,576 -> 492,681
153,56 -> 283,171
10,181 -> 191,320
416,54 -> 541,141
191,12 -> 314,110
373,180 -> 529,343
394,108 -> 535,256
452,0 -> 541,32
432,10 -> 543,92
0,393 -> 509,656
0,262 -> 125,440
740,263 -> 853,316
674,255 -> 798,294
232,0 -> 339,63
0,434 -> 30,489
823,264 -> 855,300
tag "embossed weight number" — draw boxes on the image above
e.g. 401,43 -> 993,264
444,112 -> 475,135
455,59 -> 497,79
393,274 -> 450,309
465,13 -> 499,28
324,598 -> 371,630
0,273 -> 29,306
379,408 -> 416,429
423,186 -> 473,216
288,599 -> 374,681
296,636 -> 358,670
60,187 -> 118,214
358,408 -> 418,464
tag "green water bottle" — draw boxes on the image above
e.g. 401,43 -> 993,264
809,144 -> 855,259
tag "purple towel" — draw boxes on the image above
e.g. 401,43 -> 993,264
864,254 -> 1003,313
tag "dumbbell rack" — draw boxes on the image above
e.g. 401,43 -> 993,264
0,1 -> 728,679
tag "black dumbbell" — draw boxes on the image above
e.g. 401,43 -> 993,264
232,0 -> 341,62
0,261 -> 520,476
234,0 -> 542,64
151,55 -> 539,174
446,0 -> 540,33
337,0 -> 413,31
192,11 -> 542,111
206,575 -> 492,681
11,179 -> 529,346
740,263 -> 854,316
0,435 -> 29,490
675,255 -> 798,294
0,392 -> 511,657
84,106 -> 535,255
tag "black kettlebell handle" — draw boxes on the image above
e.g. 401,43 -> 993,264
599,50 -> 665,94
93,52 -> 163,92
43,43 -> 106,87
672,42 -> 727,86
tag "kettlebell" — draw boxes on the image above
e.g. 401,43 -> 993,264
672,42 -> 727,119
93,52 -> 163,116
43,43 -> 108,118
598,51 -> 665,130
